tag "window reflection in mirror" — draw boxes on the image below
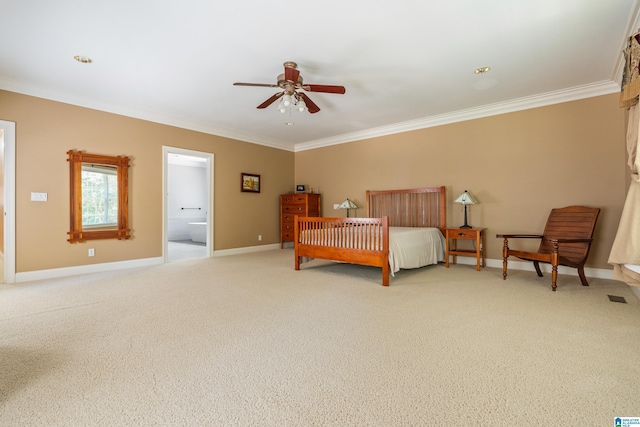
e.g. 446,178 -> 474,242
68,150 -> 130,243
82,163 -> 118,228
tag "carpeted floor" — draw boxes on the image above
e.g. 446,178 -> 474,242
1,249 -> 639,426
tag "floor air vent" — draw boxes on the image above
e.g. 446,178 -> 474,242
608,295 -> 627,303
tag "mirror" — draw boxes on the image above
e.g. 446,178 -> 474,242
67,150 -> 130,243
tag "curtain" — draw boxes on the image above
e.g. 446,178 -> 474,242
608,100 -> 640,287
620,33 -> 640,108
609,32 -> 640,287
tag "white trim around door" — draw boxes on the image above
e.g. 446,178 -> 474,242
162,146 -> 214,262
0,120 -> 16,283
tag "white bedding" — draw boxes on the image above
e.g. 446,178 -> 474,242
388,227 -> 446,275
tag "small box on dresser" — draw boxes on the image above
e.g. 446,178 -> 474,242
280,193 -> 321,248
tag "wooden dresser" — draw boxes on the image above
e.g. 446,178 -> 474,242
280,193 -> 321,248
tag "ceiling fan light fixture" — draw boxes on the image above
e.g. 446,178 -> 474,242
294,93 -> 306,112
73,55 -> 93,64
474,66 -> 491,74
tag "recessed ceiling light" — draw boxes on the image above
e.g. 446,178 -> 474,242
74,55 -> 93,64
284,122 -> 294,126
474,66 -> 490,74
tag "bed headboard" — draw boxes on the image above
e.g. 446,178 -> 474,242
366,186 -> 446,229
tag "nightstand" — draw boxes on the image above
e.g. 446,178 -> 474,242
444,227 -> 486,271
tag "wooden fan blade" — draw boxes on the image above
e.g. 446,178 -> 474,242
303,84 -> 346,94
284,66 -> 300,83
299,92 -> 320,114
257,92 -> 284,109
234,82 -> 279,88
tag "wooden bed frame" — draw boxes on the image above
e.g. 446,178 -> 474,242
294,186 -> 447,286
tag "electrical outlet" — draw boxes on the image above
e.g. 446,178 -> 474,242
333,204 -> 339,210
258,235 -> 262,241
88,248 -> 95,257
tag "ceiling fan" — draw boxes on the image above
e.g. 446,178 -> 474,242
233,61 -> 346,114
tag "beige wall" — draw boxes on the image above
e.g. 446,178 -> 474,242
295,94 -> 627,270
0,90 -> 294,273
0,90 -> 628,274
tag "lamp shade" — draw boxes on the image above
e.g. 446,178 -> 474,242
338,198 -> 358,209
453,190 -> 478,205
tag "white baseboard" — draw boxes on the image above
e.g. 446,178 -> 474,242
213,243 -> 281,257
12,244 -> 281,283
10,250 -> 622,290
15,257 -> 164,283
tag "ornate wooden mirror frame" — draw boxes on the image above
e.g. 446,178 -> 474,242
67,150 -> 131,243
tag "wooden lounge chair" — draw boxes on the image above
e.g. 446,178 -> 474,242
496,206 -> 600,291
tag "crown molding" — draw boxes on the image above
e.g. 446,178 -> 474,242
0,76 -> 620,154
294,80 -> 620,152
0,76 -> 293,152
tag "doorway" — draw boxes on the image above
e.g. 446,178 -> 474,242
163,146 -> 214,262
0,120 -> 15,283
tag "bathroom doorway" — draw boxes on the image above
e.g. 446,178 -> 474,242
163,146 -> 214,262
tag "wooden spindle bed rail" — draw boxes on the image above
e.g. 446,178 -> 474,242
295,216 -> 391,285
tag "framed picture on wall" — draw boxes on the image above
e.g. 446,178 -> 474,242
296,185 -> 305,192
241,173 -> 260,193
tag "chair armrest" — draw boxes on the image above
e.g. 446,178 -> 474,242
545,238 -> 594,244
496,234 -> 544,239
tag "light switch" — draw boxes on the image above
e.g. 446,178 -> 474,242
31,192 -> 48,202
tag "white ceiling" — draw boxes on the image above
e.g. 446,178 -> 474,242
1,1 -> 638,152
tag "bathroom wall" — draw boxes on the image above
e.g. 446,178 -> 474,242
167,161 -> 207,241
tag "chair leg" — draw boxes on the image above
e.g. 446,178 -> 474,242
533,261 -> 543,277
551,244 -> 559,291
501,239 -> 508,280
577,267 -> 590,287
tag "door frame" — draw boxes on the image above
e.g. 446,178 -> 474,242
0,120 -> 15,283
162,146 -> 214,262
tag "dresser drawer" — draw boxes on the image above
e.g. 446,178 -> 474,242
281,213 -> 296,224
281,230 -> 295,241
281,204 -> 307,214
281,194 -> 309,204
281,220 -> 294,231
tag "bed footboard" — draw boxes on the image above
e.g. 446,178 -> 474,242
294,216 -> 390,286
